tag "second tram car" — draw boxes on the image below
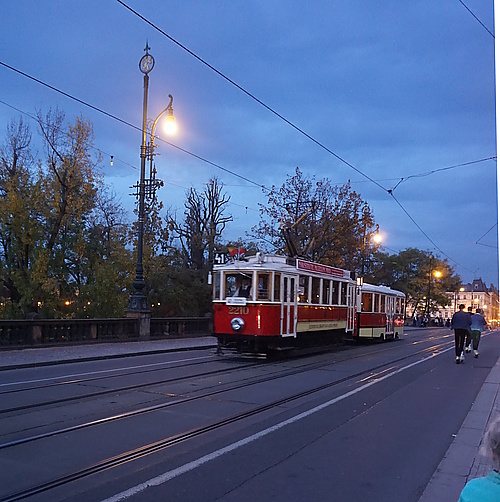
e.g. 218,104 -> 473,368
354,283 -> 405,340
212,252 -> 405,354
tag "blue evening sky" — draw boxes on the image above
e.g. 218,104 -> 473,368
0,1 -> 497,286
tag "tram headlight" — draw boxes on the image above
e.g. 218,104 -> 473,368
231,317 -> 245,332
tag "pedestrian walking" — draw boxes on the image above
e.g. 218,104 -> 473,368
458,415 -> 500,501
470,308 -> 487,358
451,304 -> 471,364
465,307 -> 474,352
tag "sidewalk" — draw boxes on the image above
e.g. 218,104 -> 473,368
0,336 -> 499,500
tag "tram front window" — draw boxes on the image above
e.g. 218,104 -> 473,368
224,273 -> 252,299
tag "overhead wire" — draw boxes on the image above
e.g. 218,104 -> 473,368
457,0 -> 495,38
116,0 -> 496,274
389,156 -> 497,193
116,0 -> 388,194
0,61 -> 266,190
0,95 -> 264,218
0,55 -> 492,271
388,191 -> 467,269
475,222 -> 498,248
0,99 -> 139,171
1,5 -> 496,275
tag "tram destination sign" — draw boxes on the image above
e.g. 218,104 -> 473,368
296,259 -> 350,279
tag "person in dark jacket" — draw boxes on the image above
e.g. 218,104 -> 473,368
451,304 -> 471,364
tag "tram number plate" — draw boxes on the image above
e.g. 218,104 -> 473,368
214,252 -> 226,265
228,306 -> 249,315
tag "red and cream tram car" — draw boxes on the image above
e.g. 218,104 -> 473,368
355,283 -> 405,340
212,252 -> 405,354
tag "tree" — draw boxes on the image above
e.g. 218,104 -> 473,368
371,248 -> 461,318
72,188 -> 132,318
251,167 -> 379,272
0,111 -> 134,318
0,116 -> 39,317
168,178 -> 232,270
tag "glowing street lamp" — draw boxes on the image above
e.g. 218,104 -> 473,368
128,43 -> 176,315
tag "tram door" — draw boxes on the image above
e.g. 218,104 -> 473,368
386,295 -> 395,334
281,275 -> 297,337
346,283 -> 356,333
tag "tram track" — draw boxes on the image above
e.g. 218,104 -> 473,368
0,335 -> 453,441
0,335 -> 454,501
0,357 -> 263,415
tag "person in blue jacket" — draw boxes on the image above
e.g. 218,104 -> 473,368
470,308 -> 487,358
458,415 -> 500,501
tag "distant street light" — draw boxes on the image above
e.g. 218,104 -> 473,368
426,256 -> 442,316
361,224 -> 381,277
127,43 -> 176,314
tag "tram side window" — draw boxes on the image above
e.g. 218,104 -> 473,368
224,273 -> 252,299
380,294 -> 386,313
298,275 -> 309,303
332,281 -> 339,305
396,297 -> 403,314
340,282 -> 347,306
400,298 -> 405,314
274,273 -> 281,301
374,293 -> 380,313
323,280 -> 331,305
213,272 -> 221,300
257,273 -> 270,300
311,277 -> 321,304
361,292 -> 373,312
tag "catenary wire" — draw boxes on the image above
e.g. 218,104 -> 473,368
116,0 -> 388,194
0,62 -> 266,191
457,0 -> 495,38
475,222 -> 498,246
389,157 -> 497,192
115,0 -> 497,273
0,55 -> 494,272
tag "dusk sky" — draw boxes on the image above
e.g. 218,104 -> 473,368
0,1 -> 497,286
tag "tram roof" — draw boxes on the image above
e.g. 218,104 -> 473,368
213,253 -> 353,280
361,282 -> 405,298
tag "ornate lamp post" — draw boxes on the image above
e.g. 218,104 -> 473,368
127,44 -> 175,323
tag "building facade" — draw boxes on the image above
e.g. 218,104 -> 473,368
438,279 -> 499,326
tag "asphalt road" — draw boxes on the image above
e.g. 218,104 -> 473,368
0,328 -> 498,502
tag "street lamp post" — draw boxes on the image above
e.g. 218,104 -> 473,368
127,44 -> 175,326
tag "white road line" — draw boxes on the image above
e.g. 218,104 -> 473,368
103,346 -> 452,502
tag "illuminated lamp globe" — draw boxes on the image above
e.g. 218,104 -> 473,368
163,114 -> 177,135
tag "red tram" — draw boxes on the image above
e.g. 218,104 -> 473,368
212,252 -> 405,354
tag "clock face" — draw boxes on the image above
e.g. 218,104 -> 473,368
139,54 -> 154,74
